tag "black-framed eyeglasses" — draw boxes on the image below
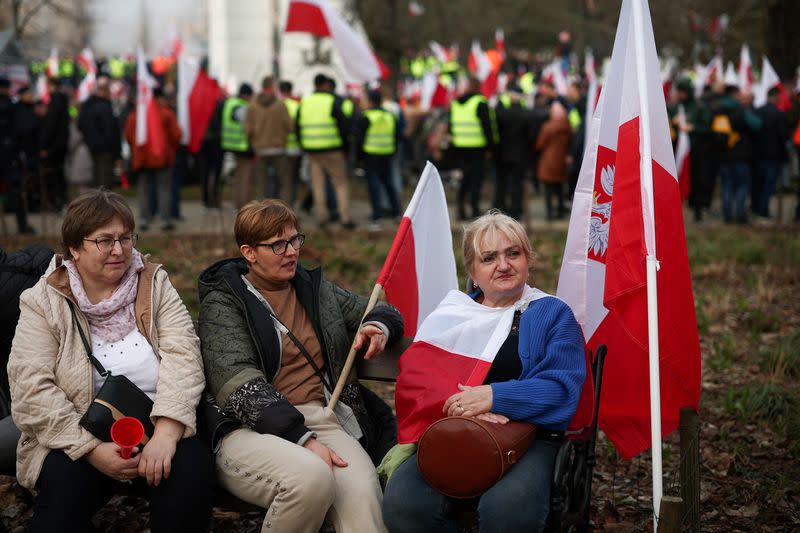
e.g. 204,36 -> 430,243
83,233 -> 138,253
253,234 -> 305,255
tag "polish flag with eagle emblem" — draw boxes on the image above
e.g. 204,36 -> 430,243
557,0 -> 701,459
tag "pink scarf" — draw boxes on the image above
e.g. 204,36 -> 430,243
64,249 -> 145,343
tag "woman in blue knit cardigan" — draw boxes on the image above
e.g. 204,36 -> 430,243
382,210 -> 586,533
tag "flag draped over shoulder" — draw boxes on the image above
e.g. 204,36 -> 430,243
284,0 -> 383,83
557,0 -> 701,460
377,162 -> 457,337
395,286 -> 549,444
178,56 -> 223,154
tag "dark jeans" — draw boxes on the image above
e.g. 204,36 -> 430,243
1,164 -> 31,231
30,437 -> 214,533
544,182 -> 565,219
39,152 -> 67,211
382,439 -> 560,533
200,139 -> 223,208
495,161 -> 525,219
365,156 -> 400,221
755,159 -> 783,218
455,149 -> 486,219
91,152 -> 116,190
719,161 -> 751,223
171,148 -> 188,218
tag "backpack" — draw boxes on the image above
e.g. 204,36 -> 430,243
0,245 -> 54,417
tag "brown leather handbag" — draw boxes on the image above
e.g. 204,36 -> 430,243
417,416 -> 537,499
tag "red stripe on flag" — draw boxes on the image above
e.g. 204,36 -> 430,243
597,117 -> 701,459
284,1 -> 331,36
377,217 -> 419,337
396,341 -> 492,443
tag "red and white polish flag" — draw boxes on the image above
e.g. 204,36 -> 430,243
395,285 -> 548,444
178,56 -> 223,154
285,0 -> 383,83
738,43 -> 754,94
76,48 -> 97,103
135,46 -> 166,159
377,162 -> 458,339
557,0 -> 701,460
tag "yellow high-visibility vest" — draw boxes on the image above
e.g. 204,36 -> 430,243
221,97 -> 249,152
450,95 -> 489,149
363,108 -> 396,156
283,98 -> 300,151
298,92 -> 342,151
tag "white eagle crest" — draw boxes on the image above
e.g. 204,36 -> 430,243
588,165 -> 615,256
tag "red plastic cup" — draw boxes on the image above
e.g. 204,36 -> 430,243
110,417 -> 144,459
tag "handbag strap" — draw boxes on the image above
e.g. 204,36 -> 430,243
67,299 -> 110,377
266,309 -> 333,393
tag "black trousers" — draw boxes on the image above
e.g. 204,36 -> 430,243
455,149 -> 486,219
30,437 -> 214,533
495,161 -> 525,219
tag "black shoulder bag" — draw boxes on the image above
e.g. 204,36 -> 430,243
68,301 -> 154,444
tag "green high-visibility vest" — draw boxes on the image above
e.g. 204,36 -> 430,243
498,94 -> 528,109
109,58 -> 125,79
519,72 -> 536,94
363,108 -> 396,156
410,58 -> 425,79
221,97 -> 249,152
568,107 -> 583,132
283,98 -> 300,151
298,92 -> 342,151
450,95 -> 489,149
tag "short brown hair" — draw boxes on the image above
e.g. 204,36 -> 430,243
62,189 -> 135,260
462,210 -> 532,277
235,199 -> 299,247
261,76 -> 274,90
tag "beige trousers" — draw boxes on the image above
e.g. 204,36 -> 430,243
233,154 -> 255,209
307,151 -> 351,224
216,402 -> 386,533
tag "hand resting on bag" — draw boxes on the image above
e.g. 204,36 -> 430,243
443,383 -> 494,417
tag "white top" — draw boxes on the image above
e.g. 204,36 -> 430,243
92,328 -> 160,401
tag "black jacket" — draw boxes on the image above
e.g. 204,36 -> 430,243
496,102 -> 533,164
755,102 -> 788,161
78,95 -> 121,157
39,91 -> 70,156
13,102 -> 40,166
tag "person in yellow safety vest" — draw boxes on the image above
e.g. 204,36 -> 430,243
279,80 -> 302,206
519,72 -> 536,95
221,82 -> 254,209
565,82 -> 584,133
354,89 -> 401,226
297,73 -> 355,228
108,58 -> 125,79
450,77 -> 497,220
410,57 -> 426,79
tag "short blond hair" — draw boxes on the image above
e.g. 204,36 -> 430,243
234,199 -> 299,247
462,210 -> 532,276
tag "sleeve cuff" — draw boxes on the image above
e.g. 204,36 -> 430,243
296,431 -> 318,447
362,320 -> 390,339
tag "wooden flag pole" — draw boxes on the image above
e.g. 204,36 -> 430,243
326,282 -> 384,413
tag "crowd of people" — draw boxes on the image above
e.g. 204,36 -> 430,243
4,46 -> 800,235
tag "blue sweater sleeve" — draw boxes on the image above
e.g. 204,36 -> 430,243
490,298 -> 586,429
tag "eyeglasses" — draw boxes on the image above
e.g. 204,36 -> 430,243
83,233 -> 138,253
253,234 -> 305,255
